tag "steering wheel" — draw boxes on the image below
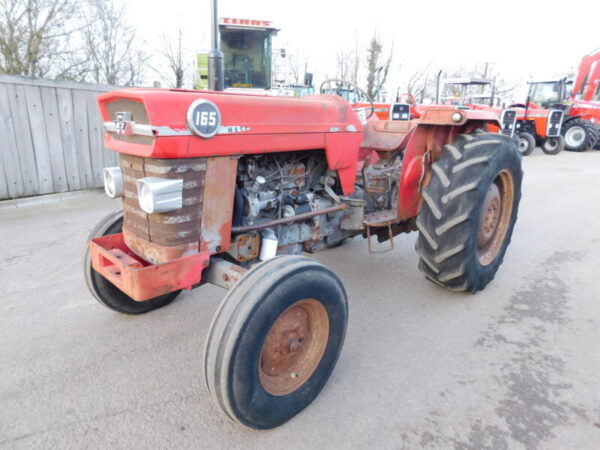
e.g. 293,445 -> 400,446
319,78 -> 375,119
397,93 -> 415,105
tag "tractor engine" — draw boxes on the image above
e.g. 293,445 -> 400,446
233,151 -> 350,258
229,150 -> 403,262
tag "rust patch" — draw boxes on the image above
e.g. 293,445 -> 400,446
123,226 -> 199,264
120,154 -> 207,249
200,157 -> 238,254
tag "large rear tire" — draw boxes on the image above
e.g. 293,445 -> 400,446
83,210 -> 180,314
562,119 -> 599,152
415,133 -> 523,293
204,255 -> 347,429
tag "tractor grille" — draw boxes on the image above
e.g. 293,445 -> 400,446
390,103 -> 411,121
547,110 -> 564,137
120,154 -> 207,246
500,109 -> 517,136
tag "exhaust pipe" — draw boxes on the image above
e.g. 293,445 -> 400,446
208,0 -> 224,91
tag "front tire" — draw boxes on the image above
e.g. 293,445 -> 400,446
204,255 -> 347,429
517,132 -> 536,156
416,133 -> 523,293
83,210 -> 180,314
541,135 -> 565,155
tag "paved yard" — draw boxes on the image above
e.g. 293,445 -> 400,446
1,148 -> 600,449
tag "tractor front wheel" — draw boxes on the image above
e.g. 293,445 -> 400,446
415,133 -> 523,293
203,255 -> 347,429
83,210 -> 180,314
517,132 -> 536,156
541,135 -> 565,155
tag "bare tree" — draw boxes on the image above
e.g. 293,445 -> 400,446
82,0 -> 147,86
0,0 -> 83,78
365,33 -> 393,101
405,62 -> 435,101
154,27 -> 189,88
287,52 -> 300,85
335,33 -> 360,83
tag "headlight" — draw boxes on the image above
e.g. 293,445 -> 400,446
452,112 -> 463,123
135,177 -> 183,214
103,167 -> 123,198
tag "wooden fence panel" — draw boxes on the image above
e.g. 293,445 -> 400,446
24,85 -> 54,194
40,87 -> 68,193
73,90 -> 95,190
56,88 -> 82,191
0,138 -> 8,199
86,93 -> 105,187
0,84 -> 25,198
6,84 -> 39,197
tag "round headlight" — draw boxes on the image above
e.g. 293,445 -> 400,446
452,112 -> 463,123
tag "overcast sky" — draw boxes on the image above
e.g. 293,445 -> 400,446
128,0 -> 599,98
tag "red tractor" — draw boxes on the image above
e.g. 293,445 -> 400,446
504,97 -> 566,156
513,48 -> 600,152
85,84 -> 522,429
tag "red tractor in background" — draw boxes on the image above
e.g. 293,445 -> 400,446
504,96 -> 566,156
321,77 -> 504,125
85,84 -> 522,429
512,48 -> 600,152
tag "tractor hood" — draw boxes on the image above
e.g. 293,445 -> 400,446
97,89 -> 364,159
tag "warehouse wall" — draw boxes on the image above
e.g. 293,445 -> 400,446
0,75 -> 116,200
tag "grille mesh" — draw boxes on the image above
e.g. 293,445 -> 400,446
120,154 -> 206,246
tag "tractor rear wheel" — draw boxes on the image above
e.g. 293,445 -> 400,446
83,210 -> 180,314
562,119 -> 599,151
204,255 -> 347,429
415,133 -> 523,293
517,132 -> 536,156
541,135 -> 565,155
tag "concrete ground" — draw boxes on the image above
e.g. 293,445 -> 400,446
1,147 -> 600,449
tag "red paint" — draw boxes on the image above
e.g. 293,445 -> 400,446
89,233 -> 209,301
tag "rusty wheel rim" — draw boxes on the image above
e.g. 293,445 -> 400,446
476,170 -> 514,266
259,298 -> 330,396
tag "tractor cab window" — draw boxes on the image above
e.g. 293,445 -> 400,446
221,29 -> 272,89
529,82 -> 563,107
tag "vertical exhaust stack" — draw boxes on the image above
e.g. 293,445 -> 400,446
208,0 -> 224,91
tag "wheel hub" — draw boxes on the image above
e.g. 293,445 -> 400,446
518,138 -> 528,151
546,138 -> 558,150
259,298 -> 329,396
476,171 -> 515,266
478,183 -> 501,247
565,126 -> 585,147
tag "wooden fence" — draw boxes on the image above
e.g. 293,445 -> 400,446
0,75 -> 117,200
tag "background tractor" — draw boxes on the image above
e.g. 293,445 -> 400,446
196,17 -> 314,97
340,77 -> 505,123
512,48 -> 600,152
504,91 -> 566,156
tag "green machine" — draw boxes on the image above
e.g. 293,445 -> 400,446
197,18 -> 278,91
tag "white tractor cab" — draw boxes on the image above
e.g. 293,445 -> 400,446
526,78 -> 573,108
196,18 -> 314,96
438,78 -> 499,108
